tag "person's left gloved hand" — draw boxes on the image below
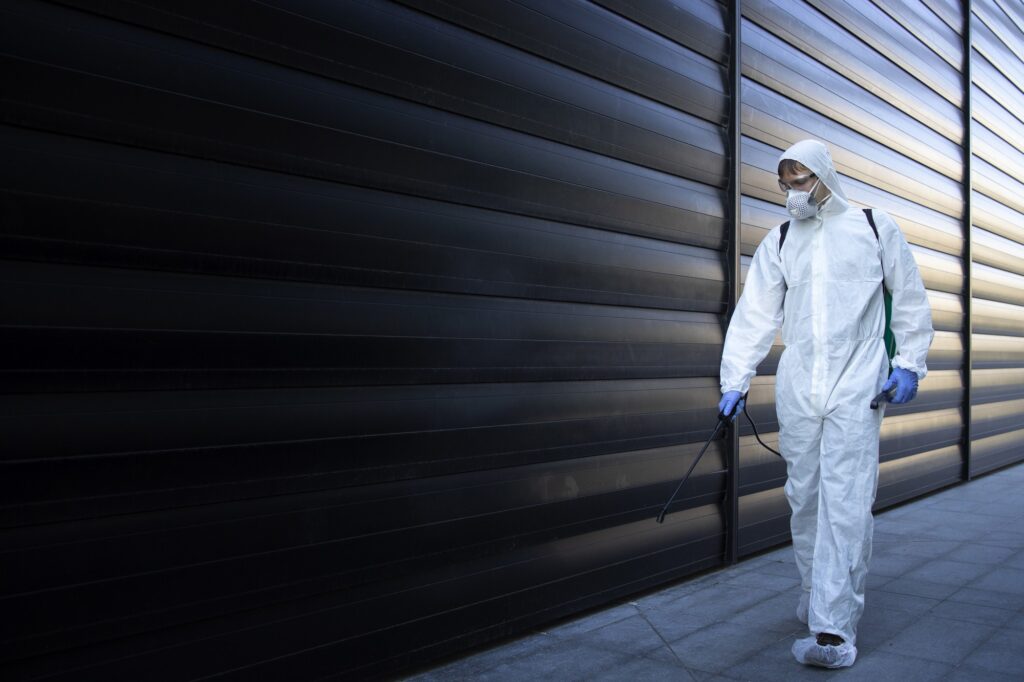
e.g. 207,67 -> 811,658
882,368 -> 918,404
718,391 -> 745,422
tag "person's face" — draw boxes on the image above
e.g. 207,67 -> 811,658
778,165 -> 830,202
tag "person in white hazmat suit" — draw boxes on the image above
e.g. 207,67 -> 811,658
718,140 -> 933,669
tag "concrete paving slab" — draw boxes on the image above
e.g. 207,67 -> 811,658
1003,611 -> 1024,632
979,530 -> 1024,549
1003,550 -> 1024,571
835,649 -> 952,681
542,603 -> 635,639
947,586 -> 1024,611
972,567 -> 1024,595
867,551 -> 929,578
404,631 -> 558,680
632,577 -> 719,612
645,581 -> 780,628
901,558 -> 994,587
941,665 -> 1020,682
722,568 -> 801,592
666,622 -> 790,675
866,589 -> 941,616
458,642 -> 630,682
925,498 -> 986,514
865,571 -> 894,591
877,576 -> 963,601
943,542 -> 1017,566
586,655 -> 699,682
753,558 -> 805,579
633,607 -> 711,644
960,628 -> 1024,676
724,589 -> 806,634
910,510 -> 995,533
927,599 -> 1018,627
876,538 -> 962,559
852,605 -> 923,654
876,614 -> 995,665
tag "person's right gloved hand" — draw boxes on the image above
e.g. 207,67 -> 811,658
882,368 -> 918,404
718,391 -> 745,422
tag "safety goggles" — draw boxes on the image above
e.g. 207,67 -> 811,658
778,173 -> 817,192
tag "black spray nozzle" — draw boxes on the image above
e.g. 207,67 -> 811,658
870,387 -> 895,410
656,399 -> 741,524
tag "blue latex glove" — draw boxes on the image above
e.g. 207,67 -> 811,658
718,391 -> 745,422
882,368 -> 918,404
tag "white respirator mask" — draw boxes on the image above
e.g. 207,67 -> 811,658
786,178 -> 822,219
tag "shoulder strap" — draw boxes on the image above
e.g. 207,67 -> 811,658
780,211 -> 878,251
778,220 -> 791,253
865,207 -> 896,364
864,208 -> 879,242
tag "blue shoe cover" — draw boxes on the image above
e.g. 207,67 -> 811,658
792,636 -> 857,668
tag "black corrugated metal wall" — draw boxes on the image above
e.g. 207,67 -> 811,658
1,1 -> 1020,680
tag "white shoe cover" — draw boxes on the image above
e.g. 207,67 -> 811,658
792,636 -> 857,669
796,592 -> 809,624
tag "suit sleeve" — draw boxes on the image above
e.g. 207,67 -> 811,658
876,210 -> 934,379
720,229 -> 787,394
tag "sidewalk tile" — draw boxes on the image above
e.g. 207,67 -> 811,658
877,576 -> 962,600
666,622 -> 788,674
927,599 -> 1017,627
853,606 -> 922,653
947,586 -> 1024,611
462,642 -> 629,681
943,543 -> 1016,566
563,613 -> 668,657
724,590 -> 806,633
587,656 -> 699,682
543,604 -> 636,638
868,552 -> 928,578
901,558 -> 992,587
961,628 -> 1024,676
972,567 -> 1024,595
875,614 -> 994,665
865,590 -> 940,615
942,666 -> 1020,682
836,649 -> 952,681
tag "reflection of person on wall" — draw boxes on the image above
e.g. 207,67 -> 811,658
717,140 -> 934,668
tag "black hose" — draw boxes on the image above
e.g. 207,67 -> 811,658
742,402 -> 783,458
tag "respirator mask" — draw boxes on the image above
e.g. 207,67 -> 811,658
786,178 -> 822,220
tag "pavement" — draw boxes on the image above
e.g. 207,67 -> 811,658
406,461 -> 1024,681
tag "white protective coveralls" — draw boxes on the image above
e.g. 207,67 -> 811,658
720,140 -> 933,647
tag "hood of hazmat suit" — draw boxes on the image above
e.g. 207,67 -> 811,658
719,140 -> 933,650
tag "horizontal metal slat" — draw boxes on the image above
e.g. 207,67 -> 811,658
742,81 -> 963,217
0,128 -> 725,310
396,0 -> 729,123
742,21 -> 962,179
1,11 -> 727,247
743,0 -> 963,140
973,263 -> 1024,307
971,429 -> 1024,475
806,0 -> 963,103
592,0 -> 728,60
46,0 -> 727,184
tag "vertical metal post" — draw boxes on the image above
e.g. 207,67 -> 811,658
962,1 -> 973,482
725,0 -> 743,564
